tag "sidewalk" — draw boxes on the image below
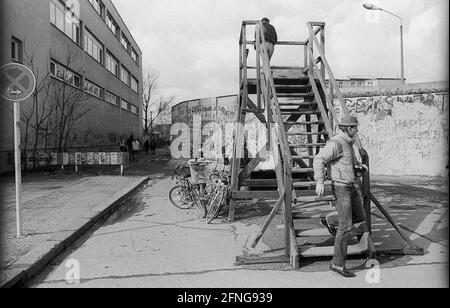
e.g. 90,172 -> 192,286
1,146 -> 448,287
0,148 -> 171,286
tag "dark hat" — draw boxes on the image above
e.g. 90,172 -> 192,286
261,17 -> 270,23
339,115 -> 359,127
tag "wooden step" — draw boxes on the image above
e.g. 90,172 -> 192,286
286,131 -> 329,136
296,195 -> 336,203
281,110 -> 321,115
277,93 -> 315,98
289,143 -> 326,148
279,102 -> 317,107
292,155 -> 316,160
273,77 -> 309,85
284,121 -> 322,125
291,167 -> 314,173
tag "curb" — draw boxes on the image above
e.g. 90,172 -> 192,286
0,176 -> 150,288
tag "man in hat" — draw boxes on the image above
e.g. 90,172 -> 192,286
256,18 -> 278,60
313,115 -> 375,278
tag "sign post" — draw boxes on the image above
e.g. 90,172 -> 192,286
0,63 -> 36,238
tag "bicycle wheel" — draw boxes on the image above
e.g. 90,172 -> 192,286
206,186 -> 226,223
169,186 -> 193,209
191,189 -> 207,218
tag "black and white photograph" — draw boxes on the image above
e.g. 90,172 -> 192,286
0,0 -> 448,291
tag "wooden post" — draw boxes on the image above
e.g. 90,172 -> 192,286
256,25 -> 262,110
229,24 -> 248,222
320,25 -> 326,81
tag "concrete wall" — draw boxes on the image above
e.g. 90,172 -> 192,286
334,91 -> 449,176
170,86 -> 449,176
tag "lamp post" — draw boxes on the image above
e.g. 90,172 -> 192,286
363,3 -> 405,85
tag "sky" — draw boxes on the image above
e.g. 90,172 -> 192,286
113,0 -> 449,104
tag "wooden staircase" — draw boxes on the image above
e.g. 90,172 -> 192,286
231,21 -> 423,269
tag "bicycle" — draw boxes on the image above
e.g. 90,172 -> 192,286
205,172 -> 231,224
169,164 -> 215,218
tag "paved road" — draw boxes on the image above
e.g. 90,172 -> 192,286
28,174 -> 448,288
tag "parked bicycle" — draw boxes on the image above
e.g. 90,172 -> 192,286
205,172 -> 231,224
169,164 -> 215,218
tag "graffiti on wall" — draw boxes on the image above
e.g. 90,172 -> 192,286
340,92 -> 449,176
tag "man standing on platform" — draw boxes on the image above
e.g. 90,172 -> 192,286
313,115 -> 376,278
256,18 -> 278,60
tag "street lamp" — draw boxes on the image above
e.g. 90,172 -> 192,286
363,3 -> 405,85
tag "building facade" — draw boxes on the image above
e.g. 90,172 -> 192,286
325,77 -> 404,90
0,0 -> 143,173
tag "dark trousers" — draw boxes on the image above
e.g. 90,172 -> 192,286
331,184 -> 367,267
128,147 -> 134,161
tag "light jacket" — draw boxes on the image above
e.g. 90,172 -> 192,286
313,131 -> 358,185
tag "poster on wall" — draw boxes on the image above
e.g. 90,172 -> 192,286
87,153 -> 94,165
81,153 -> 87,165
99,153 -> 106,165
50,153 -> 58,165
69,153 -> 75,165
75,153 -> 82,165
105,152 -> 111,165
62,153 -> 69,165
111,152 -> 118,165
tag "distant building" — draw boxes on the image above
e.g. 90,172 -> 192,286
325,77 -> 404,90
1,0 -> 143,173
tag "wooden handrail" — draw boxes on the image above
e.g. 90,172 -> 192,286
306,22 -> 366,153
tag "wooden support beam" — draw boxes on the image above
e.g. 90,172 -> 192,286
251,196 -> 284,248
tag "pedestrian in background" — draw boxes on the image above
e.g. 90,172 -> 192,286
132,138 -> 141,162
119,136 -> 126,152
143,138 -> 150,157
150,138 -> 157,161
126,134 -> 134,161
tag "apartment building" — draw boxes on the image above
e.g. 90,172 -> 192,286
0,0 -> 143,172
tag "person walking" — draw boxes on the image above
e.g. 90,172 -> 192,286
126,134 -> 134,161
150,138 -> 157,161
313,115 -> 375,278
256,17 -> 278,60
143,138 -> 150,157
119,136 -> 126,152
132,138 -> 141,162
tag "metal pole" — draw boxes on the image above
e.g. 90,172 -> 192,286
14,100 -> 23,238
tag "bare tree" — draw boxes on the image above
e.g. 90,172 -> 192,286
142,68 -> 173,135
17,47 -> 55,168
49,47 -> 90,152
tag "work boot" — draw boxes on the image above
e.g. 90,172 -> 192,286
321,217 -> 337,236
330,264 -> 357,278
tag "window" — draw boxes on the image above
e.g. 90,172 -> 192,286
106,51 -> 119,76
131,76 -> 139,92
121,66 -> 130,86
50,60 -> 81,88
351,82 -> 356,87
50,0 -> 80,44
358,82 -> 363,87
89,0 -> 105,18
84,79 -> 104,98
121,34 -> 130,51
11,37 -> 23,63
130,105 -> 138,115
368,82 -> 373,87
131,48 -> 139,63
84,29 -> 103,64
338,82 -> 343,88
106,12 -> 119,37
105,91 -> 120,106
121,99 -> 129,111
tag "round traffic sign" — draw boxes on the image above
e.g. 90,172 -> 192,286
0,63 -> 36,102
